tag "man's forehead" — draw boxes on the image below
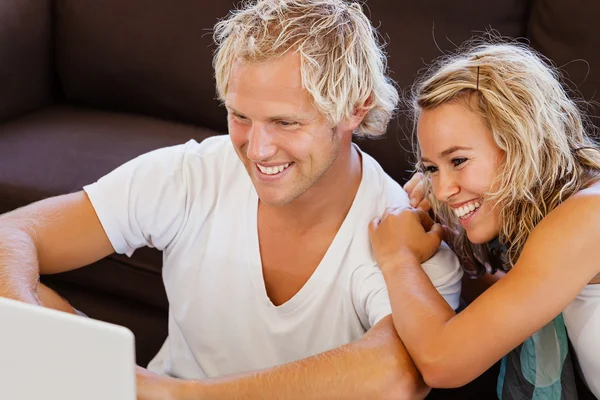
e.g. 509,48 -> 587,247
225,55 -> 320,118
229,53 -> 304,91
224,91 -> 320,121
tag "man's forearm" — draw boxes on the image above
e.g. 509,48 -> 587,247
0,220 -> 41,304
172,316 -> 428,400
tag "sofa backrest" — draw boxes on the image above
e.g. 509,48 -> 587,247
351,0 -> 530,183
54,0 -> 600,183
528,0 -> 600,132
54,0 -> 234,133
0,0 -> 54,123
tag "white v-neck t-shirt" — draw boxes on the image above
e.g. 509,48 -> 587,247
84,135 -> 463,379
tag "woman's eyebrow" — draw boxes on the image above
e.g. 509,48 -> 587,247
421,146 -> 473,163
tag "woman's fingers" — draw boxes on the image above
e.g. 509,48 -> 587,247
369,205 -> 445,265
415,208 -> 435,230
403,172 -> 423,194
410,182 -> 426,208
369,217 -> 381,235
404,173 -> 426,207
416,197 -> 431,212
441,224 -> 459,244
428,223 -> 444,242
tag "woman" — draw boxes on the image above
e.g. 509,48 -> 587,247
369,40 -> 600,399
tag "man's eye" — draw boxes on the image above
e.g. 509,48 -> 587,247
452,158 -> 467,167
278,121 -> 298,127
229,114 -> 248,122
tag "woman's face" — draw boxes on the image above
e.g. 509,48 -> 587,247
417,101 -> 506,244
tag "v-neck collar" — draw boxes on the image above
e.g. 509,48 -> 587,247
245,146 -> 369,314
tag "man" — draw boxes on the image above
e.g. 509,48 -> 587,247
0,0 -> 462,398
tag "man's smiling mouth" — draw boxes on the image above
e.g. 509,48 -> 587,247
256,163 -> 292,175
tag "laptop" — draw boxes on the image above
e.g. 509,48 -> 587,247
0,296 -> 136,400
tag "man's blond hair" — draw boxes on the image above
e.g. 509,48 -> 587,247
213,0 -> 398,137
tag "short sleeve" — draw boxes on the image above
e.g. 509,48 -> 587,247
351,265 -> 393,330
352,241 -> 463,331
83,143 -> 193,256
421,241 -> 464,310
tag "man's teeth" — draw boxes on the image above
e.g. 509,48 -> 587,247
454,201 -> 481,219
257,163 -> 291,175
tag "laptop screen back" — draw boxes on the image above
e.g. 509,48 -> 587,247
0,297 -> 136,400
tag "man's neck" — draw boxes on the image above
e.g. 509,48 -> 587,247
259,145 -> 362,234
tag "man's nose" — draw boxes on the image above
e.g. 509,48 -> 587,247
246,123 -> 277,161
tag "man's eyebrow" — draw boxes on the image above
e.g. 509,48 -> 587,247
226,106 -> 310,123
421,146 -> 473,163
225,106 -> 245,117
268,114 -> 308,123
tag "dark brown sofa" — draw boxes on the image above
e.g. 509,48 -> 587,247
1,0 -> 598,398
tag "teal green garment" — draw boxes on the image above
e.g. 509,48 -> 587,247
496,313 -> 578,399
487,238 -> 577,399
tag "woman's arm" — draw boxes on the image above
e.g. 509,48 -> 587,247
370,194 -> 600,388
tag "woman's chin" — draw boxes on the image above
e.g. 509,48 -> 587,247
465,227 -> 499,245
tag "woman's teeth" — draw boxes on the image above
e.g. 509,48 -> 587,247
454,201 -> 481,219
257,163 -> 291,175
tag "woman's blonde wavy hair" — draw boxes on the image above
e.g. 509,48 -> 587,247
411,38 -> 600,275
213,0 -> 399,137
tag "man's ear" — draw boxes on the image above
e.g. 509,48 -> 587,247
348,95 -> 373,129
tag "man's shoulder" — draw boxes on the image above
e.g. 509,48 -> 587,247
180,135 -> 233,161
137,135 -> 232,167
168,135 -> 244,178
336,150 -> 409,270
358,149 -> 410,209
118,134 -> 245,199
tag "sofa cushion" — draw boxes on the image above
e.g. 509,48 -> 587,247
528,0 -> 600,131
0,104 -> 221,210
54,0 -> 234,132
0,0 -> 53,123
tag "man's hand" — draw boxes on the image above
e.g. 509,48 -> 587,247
0,192 -> 114,305
137,366 -> 187,400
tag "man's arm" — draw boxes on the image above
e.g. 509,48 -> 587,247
138,315 -> 429,400
0,191 -> 115,303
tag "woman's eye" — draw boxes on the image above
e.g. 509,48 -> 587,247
452,158 -> 467,167
423,165 -> 438,174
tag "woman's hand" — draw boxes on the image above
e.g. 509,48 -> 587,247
404,172 -> 431,211
404,172 -> 460,245
369,207 -> 444,270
